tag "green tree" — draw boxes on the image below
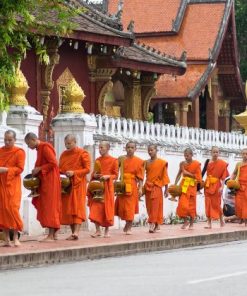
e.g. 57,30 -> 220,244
235,0 -> 247,81
0,0 -> 79,110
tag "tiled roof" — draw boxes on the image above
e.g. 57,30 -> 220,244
108,0 -> 181,33
155,64 -> 209,98
113,42 -> 186,74
137,3 -> 226,60
108,0 -> 245,101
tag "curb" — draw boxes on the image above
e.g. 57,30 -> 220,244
1,230 -> 247,270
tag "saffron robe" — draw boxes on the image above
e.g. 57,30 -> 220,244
59,147 -> 90,225
205,159 -> 229,219
176,160 -> 202,219
115,156 -> 144,221
144,159 -> 170,224
33,142 -> 61,229
88,155 -> 118,227
0,146 -> 25,231
235,163 -> 247,219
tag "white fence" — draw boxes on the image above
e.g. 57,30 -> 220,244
92,114 -> 247,151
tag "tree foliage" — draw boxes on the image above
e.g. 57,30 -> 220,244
235,0 -> 247,81
0,0 -> 79,110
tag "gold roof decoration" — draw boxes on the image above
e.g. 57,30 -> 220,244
9,69 -> 29,106
61,78 -> 85,113
234,81 -> 247,134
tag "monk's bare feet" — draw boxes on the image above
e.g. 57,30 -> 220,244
54,230 -> 59,240
154,224 -> 160,232
3,241 -> 12,247
123,223 -> 128,233
40,236 -> 55,242
188,220 -> 194,230
149,223 -> 155,233
239,219 -> 244,225
91,231 -> 102,238
204,222 -> 212,229
220,221 -> 225,227
181,221 -> 189,229
14,239 -> 21,247
126,229 -> 132,235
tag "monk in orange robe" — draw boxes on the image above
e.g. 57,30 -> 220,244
231,148 -> 247,225
0,130 -> 25,247
144,144 -> 170,233
115,141 -> 144,235
25,132 -> 61,241
88,141 -> 118,238
59,134 -> 90,240
175,148 -> 202,229
204,146 -> 229,228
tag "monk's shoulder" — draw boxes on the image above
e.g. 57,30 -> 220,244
218,159 -> 228,166
134,156 -> 144,165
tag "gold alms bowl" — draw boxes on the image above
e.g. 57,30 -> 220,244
114,181 -> 126,195
60,174 -> 71,194
226,179 -> 240,190
168,185 -> 182,202
88,180 -> 105,202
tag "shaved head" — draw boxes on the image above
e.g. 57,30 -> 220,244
184,148 -> 193,155
148,144 -> 158,150
126,141 -> 137,148
24,132 -> 38,142
64,134 -> 77,142
100,141 -> 110,149
5,130 -> 16,140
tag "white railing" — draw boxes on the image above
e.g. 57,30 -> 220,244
91,114 -> 247,151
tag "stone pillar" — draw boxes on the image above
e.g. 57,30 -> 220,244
218,100 -> 230,132
7,69 -> 44,235
51,77 -> 97,158
207,75 -> 219,130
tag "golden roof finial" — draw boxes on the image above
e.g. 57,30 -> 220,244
61,78 -> 85,113
9,69 -> 29,106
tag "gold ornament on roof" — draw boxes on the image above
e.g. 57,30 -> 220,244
9,69 -> 29,106
61,78 -> 85,113
234,108 -> 247,135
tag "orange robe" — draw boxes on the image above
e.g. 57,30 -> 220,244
205,159 -> 229,219
59,147 -> 90,225
88,155 -> 118,227
235,163 -> 247,219
176,160 -> 202,219
115,156 -> 144,221
144,159 -> 170,224
0,146 -> 25,231
33,142 -> 61,229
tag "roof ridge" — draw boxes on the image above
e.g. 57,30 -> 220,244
134,41 -> 187,65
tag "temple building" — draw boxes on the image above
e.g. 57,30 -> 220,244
19,0 -> 186,141
107,0 -> 246,132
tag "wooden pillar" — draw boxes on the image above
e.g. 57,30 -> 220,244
192,97 -> 200,128
125,76 -> 142,120
206,75 -> 219,130
218,100 -> 230,132
180,102 -> 189,126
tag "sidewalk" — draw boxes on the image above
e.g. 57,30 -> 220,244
1,222 -> 247,270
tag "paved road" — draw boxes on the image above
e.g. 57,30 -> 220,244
1,241 -> 247,296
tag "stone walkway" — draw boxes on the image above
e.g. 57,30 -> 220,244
1,222 -> 247,270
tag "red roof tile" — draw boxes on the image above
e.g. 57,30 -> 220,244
108,0 -> 181,33
155,64 -> 208,98
137,3 -> 225,60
